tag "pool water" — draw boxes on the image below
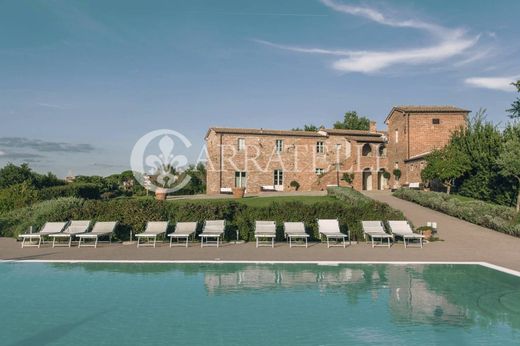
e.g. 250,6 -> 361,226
1,263 -> 519,345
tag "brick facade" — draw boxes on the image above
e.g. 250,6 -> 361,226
206,105 -> 468,194
385,106 -> 468,187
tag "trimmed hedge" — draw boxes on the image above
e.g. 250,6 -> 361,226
0,190 -> 405,242
38,183 -> 102,200
393,189 -> 520,237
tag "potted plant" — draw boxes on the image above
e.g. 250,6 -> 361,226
382,170 -> 391,189
341,172 -> 355,188
417,225 -> 433,240
155,187 -> 167,200
392,168 -> 402,190
232,186 -> 246,198
289,180 -> 300,191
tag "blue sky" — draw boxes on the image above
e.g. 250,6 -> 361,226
1,0 -> 519,177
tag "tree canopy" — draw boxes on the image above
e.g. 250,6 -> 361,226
496,135 -> 520,211
333,111 -> 371,130
421,146 -> 470,194
507,80 -> 520,119
292,124 -> 320,131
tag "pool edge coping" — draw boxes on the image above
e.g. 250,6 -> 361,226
1,259 -> 519,278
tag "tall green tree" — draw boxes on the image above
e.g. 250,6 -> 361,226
421,146 -> 470,194
507,80 -> 520,119
496,135 -> 520,212
292,124 -> 320,131
0,163 -> 35,188
333,111 -> 370,130
449,110 -> 510,203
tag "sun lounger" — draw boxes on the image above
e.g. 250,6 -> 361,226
136,221 -> 169,248
388,220 -> 425,248
318,219 -> 350,248
77,221 -> 118,248
168,222 -> 197,248
362,221 -> 393,248
254,221 -> 276,248
49,220 -> 91,248
199,220 -> 225,247
19,222 -> 68,248
283,222 -> 309,248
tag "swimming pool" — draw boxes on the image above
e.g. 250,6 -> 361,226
1,263 -> 519,345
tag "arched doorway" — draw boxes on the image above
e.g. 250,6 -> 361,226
377,169 -> 387,190
362,168 -> 372,191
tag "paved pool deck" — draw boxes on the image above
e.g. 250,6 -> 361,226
1,191 -> 519,272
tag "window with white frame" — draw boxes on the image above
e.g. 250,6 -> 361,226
316,141 -> 324,154
275,139 -> 283,153
315,168 -> 325,175
273,169 -> 283,186
237,138 -> 245,151
235,171 -> 247,187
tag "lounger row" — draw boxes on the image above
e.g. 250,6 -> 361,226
362,220 -> 425,248
19,219 -> 424,249
254,220 -> 349,248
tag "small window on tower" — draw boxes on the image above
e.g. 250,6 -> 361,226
432,118 -> 440,125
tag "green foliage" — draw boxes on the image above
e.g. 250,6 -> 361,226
38,183 -> 102,200
0,163 -> 64,189
421,146 -> 470,194
382,171 -> 391,179
0,182 -> 39,214
507,80 -> 520,119
496,135 -> 520,211
0,163 -> 36,188
439,111 -> 518,205
292,124 -> 320,131
341,172 -> 354,184
393,189 -> 520,237
289,180 -> 300,190
333,111 -> 370,130
1,190 -> 405,242
392,169 -> 401,181
0,197 -> 85,237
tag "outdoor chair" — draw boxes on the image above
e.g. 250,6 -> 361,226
19,222 -> 68,248
283,222 -> 309,248
49,220 -> 91,248
77,221 -> 118,248
199,220 -> 225,248
361,221 -> 393,248
388,220 -> 425,248
168,222 -> 197,248
254,221 -> 277,248
317,219 -> 350,248
136,221 -> 169,248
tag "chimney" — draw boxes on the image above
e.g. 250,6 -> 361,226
369,121 -> 377,132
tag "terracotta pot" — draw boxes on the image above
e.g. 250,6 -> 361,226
232,187 -> 246,198
421,229 -> 432,240
155,188 -> 167,201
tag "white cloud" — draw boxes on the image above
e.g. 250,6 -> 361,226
257,0 -> 480,74
0,150 -> 5,156
464,76 -> 519,92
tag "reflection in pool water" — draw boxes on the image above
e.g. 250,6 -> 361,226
0,263 -> 519,345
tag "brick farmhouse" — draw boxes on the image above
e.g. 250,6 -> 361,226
205,106 -> 469,194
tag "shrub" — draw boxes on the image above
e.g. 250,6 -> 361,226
393,189 -> 520,237
38,183 -> 102,200
0,197 -> 85,237
289,180 -> 300,191
0,182 -> 39,214
1,190 -> 406,242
